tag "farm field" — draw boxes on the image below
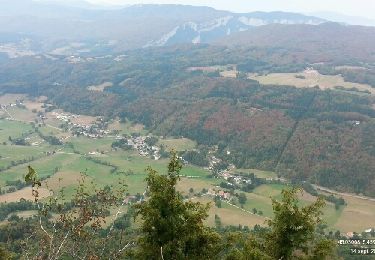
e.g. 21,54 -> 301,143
248,70 -> 375,94
108,120 -> 147,135
196,196 -> 267,228
0,94 -> 27,104
233,168 -> 278,179
0,187 -> 51,203
0,94 -> 374,233
0,120 -> 34,143
158,137 -> 197,151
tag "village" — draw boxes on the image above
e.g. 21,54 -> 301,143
1,96 -> 373,238
122,135 -> 161,160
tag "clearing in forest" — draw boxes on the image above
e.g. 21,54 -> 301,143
248,70 -> 374,94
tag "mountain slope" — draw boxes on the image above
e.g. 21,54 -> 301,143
215,22 -> 375,63
145,11 -> 325,46
0,2 -> 326,52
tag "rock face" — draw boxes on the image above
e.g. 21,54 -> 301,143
145,11 -> 325,47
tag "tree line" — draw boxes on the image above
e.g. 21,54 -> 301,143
0,153 -> 344,259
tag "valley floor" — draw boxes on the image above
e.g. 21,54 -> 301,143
0,94 -> 374,234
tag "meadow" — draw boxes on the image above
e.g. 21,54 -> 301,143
248,70 -> 375,94
0,94 -> 374,233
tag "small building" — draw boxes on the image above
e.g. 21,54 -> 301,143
345,232 -> 354,238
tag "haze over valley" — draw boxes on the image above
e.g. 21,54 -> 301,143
0,1 -> 375,259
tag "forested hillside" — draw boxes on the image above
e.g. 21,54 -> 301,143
1,3 -> 375,258
216,22 -> 375,64
1,43 -> 375,196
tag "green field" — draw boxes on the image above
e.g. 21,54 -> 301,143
69,136 -> 114,154
0,120 -> 33,143
0,144 -> 46,168
0,95 -> 374,232
108,120 -> 148,135
158,137 -> 197,151
248,71 -> 374,95
37,125 -> 63,136
234,168 -> 278,179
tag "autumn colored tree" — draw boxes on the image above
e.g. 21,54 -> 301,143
24,167 -> 131,259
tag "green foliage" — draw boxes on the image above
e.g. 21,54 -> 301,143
35,128 -> 63,145
24,166 -> 41,201
133,151 -> 221,259
265,187 -> 335,259
24,165 -> 39,185
1,160 -> 340,259
25,177 -> 129,259
10,137 -> 29,146
111,139 -> 132,150
238,193 -> 247,206
301,182 -> 345,210
145,136 -> 159,146
221,233 -> 272,260
214,214 -> 222,230
0,244 -> 12,260
214,196 -> 222,208
182,150 -> 209,167
0,199 -> 36,221
2,44 -> 374,195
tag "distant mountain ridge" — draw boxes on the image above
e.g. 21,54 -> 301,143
309,11 -> 375,27
0,2 -> 326,52
215,22 -> 375,63
145,11 -> 325,47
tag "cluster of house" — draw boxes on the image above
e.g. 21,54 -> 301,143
66,55 -> 85,64
221,172 -> 253,186
205,154 -> 254,186
304,67 -> 319,74
206,188 -> 231,200
1,102 -> 20,109
350,120 -> 361,126
65,54 -> 125,64
51,112 -> 110,138
52,111 -> 78,122
1,100 -> 25,121
123,195 -> 138,205
88,151 -> 106,156
71,124 -> 110,139
1,100 -> 24,110
345,228 -> 375,238
64,55 -> 107,64
206,155 -> 222,171
124,135 -> 161,160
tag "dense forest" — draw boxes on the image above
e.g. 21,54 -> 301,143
0,44 -> 375,196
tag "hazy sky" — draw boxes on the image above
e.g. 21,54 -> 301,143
86,0 -> 375,20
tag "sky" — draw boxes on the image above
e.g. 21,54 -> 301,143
86,0 -> 375,20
